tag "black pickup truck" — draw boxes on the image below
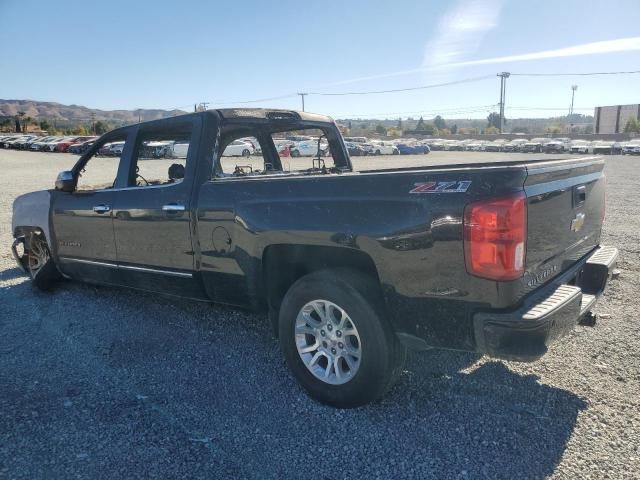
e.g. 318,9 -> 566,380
11,109 -> 618,407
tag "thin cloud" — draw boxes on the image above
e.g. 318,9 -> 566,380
423,0 -> 505,69
309,36 -> 640,90
442,37 -> 640,68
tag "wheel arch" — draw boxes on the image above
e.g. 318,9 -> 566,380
261,244 -> 384,336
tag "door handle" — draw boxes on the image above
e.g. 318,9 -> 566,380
93,204 -> 111,214
162,203 -> 186,212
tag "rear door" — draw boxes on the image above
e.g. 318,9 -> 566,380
110,116 -> 205,298
52,130 -> 133,284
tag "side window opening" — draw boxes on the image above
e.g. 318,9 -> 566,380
75,135 -> 127,191
213,125 -> 343,179
128,122 -> 193,188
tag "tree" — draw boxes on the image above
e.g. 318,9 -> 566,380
450,124 -> 458,134
94,120 -> 111,135
397,117 -> 403,129
487,112 -> 503,129
15,111 -> 25,132
581,124 -> 594,134
484,126 -> 499,134
433,115 -> 446,130
348,120 -> 352,129
415,116 -> 426,131
545,124 -> 563,135
375,124 -> 387,135
624,118 -> 640,133
39,120 -> 51,132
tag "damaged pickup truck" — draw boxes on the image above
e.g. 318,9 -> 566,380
11,109 -> 618,407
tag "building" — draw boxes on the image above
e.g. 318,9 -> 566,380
594,104 -> 640,134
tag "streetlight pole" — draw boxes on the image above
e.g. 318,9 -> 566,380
497,72 -> 510,133
569,85 -> 578,131
297,93 -> 307,112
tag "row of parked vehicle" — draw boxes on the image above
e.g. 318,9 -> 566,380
0,134 -> 99,154
426,137 -> 640,155
3,133 -> 640,157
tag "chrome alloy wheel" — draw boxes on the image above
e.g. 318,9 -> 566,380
28,237 -> 50,278
294,299 -> 362,385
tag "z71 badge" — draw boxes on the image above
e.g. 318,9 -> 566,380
409,180 -> 471,194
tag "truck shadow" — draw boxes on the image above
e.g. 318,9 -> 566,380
1,278 -> 586,479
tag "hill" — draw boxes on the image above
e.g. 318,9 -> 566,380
0,99 -> 187,127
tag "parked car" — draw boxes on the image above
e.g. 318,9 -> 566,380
443,140 -> 464,151
521,141 -> 544,153
1,135 -> 27,148
621,142 -> 640,155
290,140 -> 329,157
344,141 -> 368,156
369,141 -> 399,155
11,108 -> 617,408
31,136 -> 61,151
484,140 -> 506,152
68,139 -> 97,155
543,140 -> 567,153
396,143 -> 429,154
502,139 -> 529,152
98,141 -> 126,156
6,135 -> 37,149
222,139 -> 254,157
570,141 -> 591,154
55,136 -> 96,153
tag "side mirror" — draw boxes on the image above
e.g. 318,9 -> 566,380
55,170 -> 75,192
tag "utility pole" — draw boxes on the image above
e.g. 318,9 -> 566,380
497,72 -> 510,133
90,112 -> 96,134
297,93 -> 307,112
569,85 -> 578,132
137,109 -> 142,123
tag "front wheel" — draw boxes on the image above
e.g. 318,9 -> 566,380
242,149 -> 251,157
27,233 -> 61,291
279,269 -> 405,408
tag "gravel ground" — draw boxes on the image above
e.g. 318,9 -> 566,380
0,150 -> 638,479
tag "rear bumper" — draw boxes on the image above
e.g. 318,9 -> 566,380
473,245 -> 619,362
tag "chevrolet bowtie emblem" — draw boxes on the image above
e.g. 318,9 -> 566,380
571,212 -> 586,232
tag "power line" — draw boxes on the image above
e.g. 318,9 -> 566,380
333,105 -> 498,119
511,70 -> 640,76
306,75 -> 495,96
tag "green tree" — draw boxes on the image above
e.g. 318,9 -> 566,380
16,111 -> 26,132
484,126 -> 499,134
487,112 -> 502,129
415,116 -> 426,131
375,124 -> 387,135
624,118 -> 640,133
397,117 -> 403,129
450,124 -> 458,134
94,120 -> 111,135
433,115 -> 446,130
39,120 -> 51,132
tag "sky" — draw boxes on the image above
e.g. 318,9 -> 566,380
1,0 -> 639,120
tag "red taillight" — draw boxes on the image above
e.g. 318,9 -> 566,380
463,192 -> 527,281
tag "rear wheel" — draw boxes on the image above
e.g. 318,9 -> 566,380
242,149 -> 251,157
279,269 -> 405,408
291,149 -> 301,157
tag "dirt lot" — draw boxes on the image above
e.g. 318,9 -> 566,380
1,150 -> 638,479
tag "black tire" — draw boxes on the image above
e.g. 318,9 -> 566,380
291,149 -> 301,157
278,268 -> 405,408
242,149 -> 251,158
375,149 -> 381,156
392,149 -> 399,155
27,233 -> 61,291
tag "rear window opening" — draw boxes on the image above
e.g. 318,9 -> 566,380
213,123 -> 350,180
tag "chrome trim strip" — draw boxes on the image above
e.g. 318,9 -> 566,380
119,264 -> 193,278
59,257 -> 118,268
58,257 -> 192,278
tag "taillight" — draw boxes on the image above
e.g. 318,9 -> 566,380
463,192 -> 527,281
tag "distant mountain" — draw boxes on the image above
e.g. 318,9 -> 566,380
0,99 -> 188,126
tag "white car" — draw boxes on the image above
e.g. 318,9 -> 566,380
31,136 -> 61,151
570,141 -> 591,154
290,140 -> 328,157
370,141 -> 399,155
621,142 -> 640,155
222,140 -> 254,157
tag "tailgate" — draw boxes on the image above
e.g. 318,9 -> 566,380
523,157 -> 605,289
